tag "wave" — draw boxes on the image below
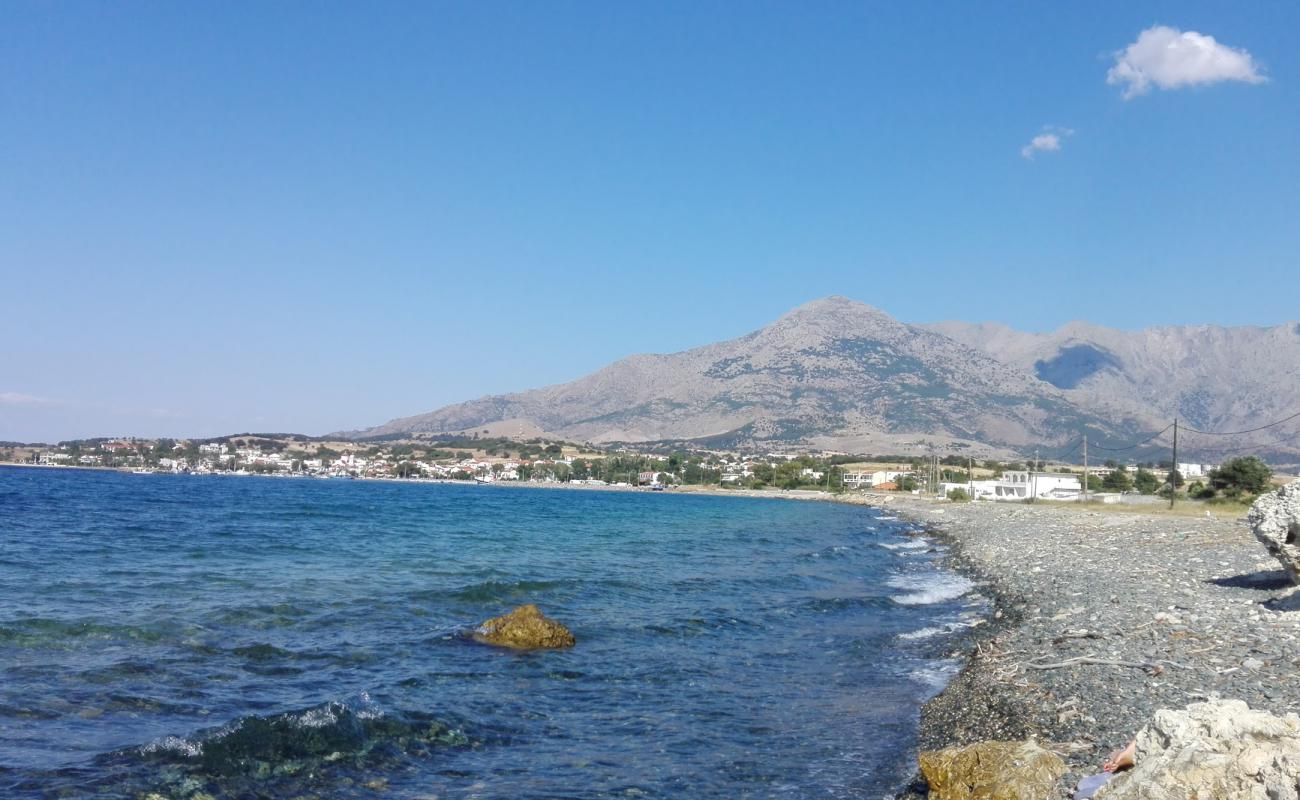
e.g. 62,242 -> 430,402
910,659 -> 962,697
896,618 -> 984,641
801,595 -> 896,614
887,574 -> 974,606
877,540 -> 930,552
0,617 -> 172,648
107,695 -> 478,797
451,578 -> 574,603
795,544 -> 854,562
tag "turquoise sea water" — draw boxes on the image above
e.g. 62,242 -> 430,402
0,467 -> 981,799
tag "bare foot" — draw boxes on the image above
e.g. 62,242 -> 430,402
1102,740 -> 1136,772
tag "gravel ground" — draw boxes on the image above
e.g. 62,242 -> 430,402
864,494 -> 1300,799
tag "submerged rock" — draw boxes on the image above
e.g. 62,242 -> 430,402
918,740 -> 1065,799
1096,699 -> 1300,799
475,604 -> 575,649
1248,480 -> 1300,584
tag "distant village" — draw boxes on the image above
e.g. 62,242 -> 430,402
0,432 -> 1267,504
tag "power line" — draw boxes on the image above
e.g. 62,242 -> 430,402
1180,435 -> 1300,462
1055,437 -> 1084,461
1089,424 -> 1174,453
1181,410 -> 1300,437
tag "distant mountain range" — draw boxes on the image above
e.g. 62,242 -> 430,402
342,297 -> 1300,464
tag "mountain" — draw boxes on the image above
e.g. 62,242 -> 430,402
924,318 -> 1300,465
343,297 -> 1154,456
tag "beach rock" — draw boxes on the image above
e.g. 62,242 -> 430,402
918,740 -> 1065,799
1248,480 -> 1300,584
1096,699 -> 1300,799
475,604 -> 575,649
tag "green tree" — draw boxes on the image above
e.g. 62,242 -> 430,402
1209,457 -> 1272,498
1133,467 -> 1160,494
393,461 -> 421,478
946,488 -> 970,502
1102,465 -> 1133,492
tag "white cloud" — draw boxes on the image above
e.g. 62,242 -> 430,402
1108,25 -> 1265,99
0,392 -> 52,406
1021,126 -> 1073,160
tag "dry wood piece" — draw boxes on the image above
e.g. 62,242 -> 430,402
1023,654 -> 1189,674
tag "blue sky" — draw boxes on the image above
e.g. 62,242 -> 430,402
3,2 -> 1298,441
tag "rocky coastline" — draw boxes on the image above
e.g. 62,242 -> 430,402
873,495 -> 1300,798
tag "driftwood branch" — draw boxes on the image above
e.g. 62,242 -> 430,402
1052,631 -> 1103,645
1024,654 -> 1189,673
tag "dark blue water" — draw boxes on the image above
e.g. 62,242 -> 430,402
0,467 -> 982,799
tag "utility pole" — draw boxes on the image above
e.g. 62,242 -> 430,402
1082,434 -> 1089,503
1169,418 -> 1178,509
1032,448 -> 1039,502
968,456 -> 974,500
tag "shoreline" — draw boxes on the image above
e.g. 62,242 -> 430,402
880,495 -> 1300,798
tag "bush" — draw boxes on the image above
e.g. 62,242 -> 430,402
946,488 -> 971,502
1208,457 -> 1272,498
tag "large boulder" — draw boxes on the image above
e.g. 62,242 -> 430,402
1249,480 -> 1300,584
919,740 -> 1065,799
474,604 -> 575,649
1096,699 -> 1300,799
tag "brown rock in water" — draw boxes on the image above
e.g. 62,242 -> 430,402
475,604 -> 575,649
919,740 -> 1065,800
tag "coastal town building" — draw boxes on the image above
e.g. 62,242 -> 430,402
842,470 -> 909,488
991,471 -> 1081,501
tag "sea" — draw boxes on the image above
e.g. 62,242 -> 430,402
0,467 -> 984,799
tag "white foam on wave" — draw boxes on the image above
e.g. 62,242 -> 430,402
887,574 -> 974,605
879,539 -> 929,552
897,618 -> 984,641
140,735 -> 202,758
911,659 -> 962,696
897,625 -> 947,640
292,704 -> 341,729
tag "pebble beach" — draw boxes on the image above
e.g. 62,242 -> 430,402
866,495 -> 1300,797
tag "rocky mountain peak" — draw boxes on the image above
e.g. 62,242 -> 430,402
762,296 -> 902,344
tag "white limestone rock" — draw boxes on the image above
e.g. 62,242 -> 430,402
1248,480 -> 1300,585
1097,699 -> 1300,800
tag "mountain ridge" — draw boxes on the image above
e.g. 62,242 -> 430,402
341,297 -> 1300,464
342,297 -> 1202,457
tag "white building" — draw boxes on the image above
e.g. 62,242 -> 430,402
1177,462 -> 1217,478
843,470 -> 909,488
992,471 -> 1081,501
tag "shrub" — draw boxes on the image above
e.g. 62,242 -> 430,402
1208,457 -> 1272,498
946,488 -> 971,502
